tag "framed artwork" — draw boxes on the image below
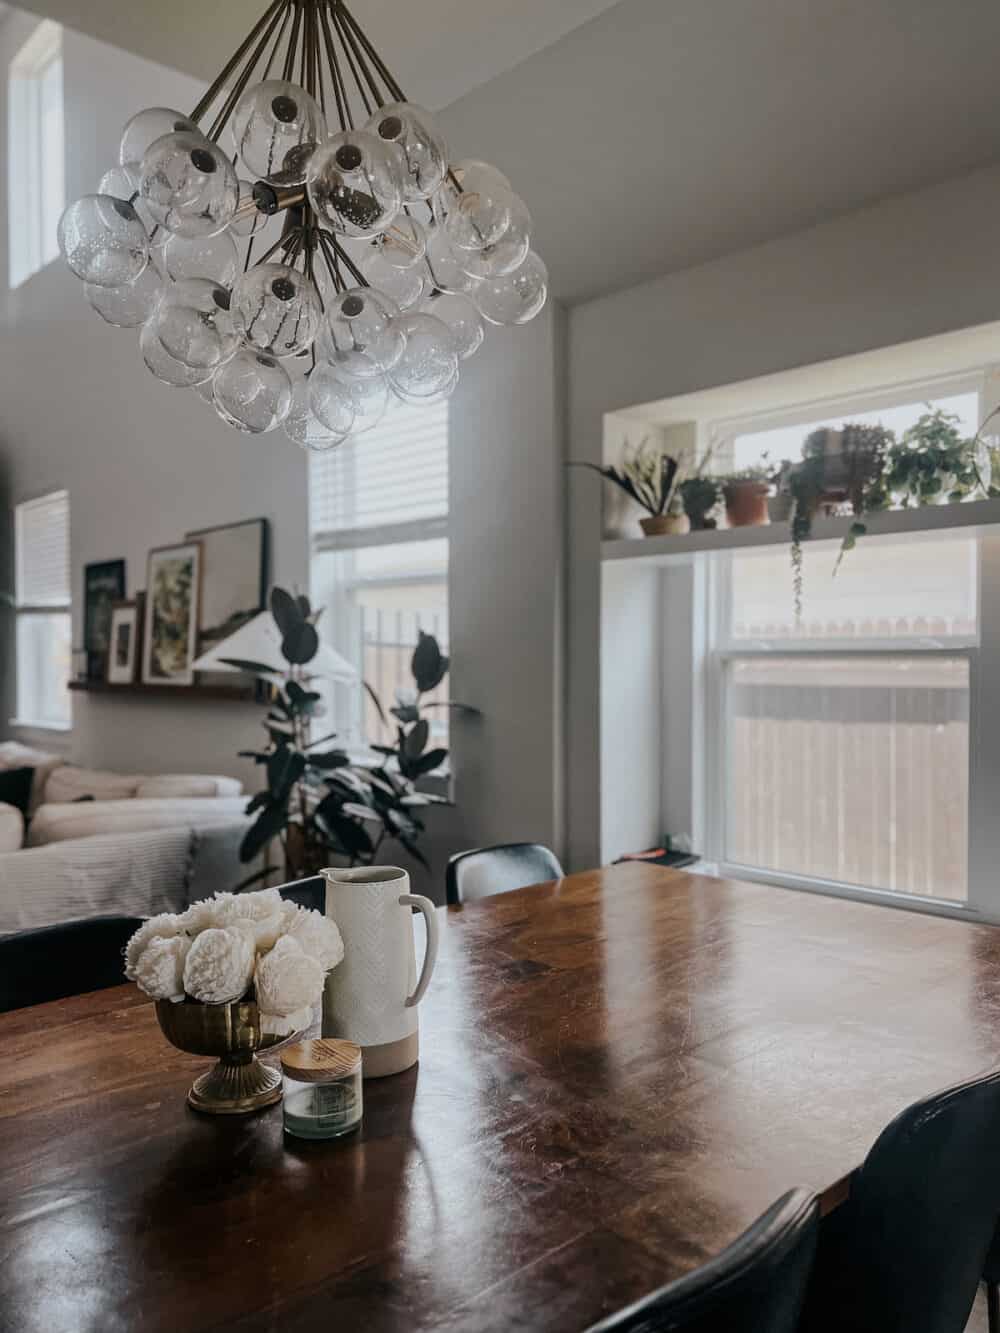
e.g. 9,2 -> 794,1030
142,543 -> 202,686
84,559 -> 126,679
106,600 -> 139,685
185,517 -> 269,657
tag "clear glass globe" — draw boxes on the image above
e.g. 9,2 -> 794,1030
473,249 -> 548,326
425,291 -> 484,360
361,248 -> 428,311
366,102 -> 448,201
285,377 -> 352,450
230,262 -> 322,357
444,161 -> 513,253
306,130 -> 404,239
98,165 -> 159,236
139,131 -> 239,238
153,278 -> 239,370
140,319 -> 214,387
393,362 -> 459,408
231,179 -> 267,238
120,107 -> 198,184
345,371 -> 390,434
231,79 -> 326,183
58,195 -> 150,287
163,229 -> 239,286
378,215 -> 427,270
85,262 -> 164,328
306,364 -> 357,437
424,222 -> 479,296
319,285 -> 404,379
458,193 -> 532,280
213,348 -> 292,433
386,312 -> 458,400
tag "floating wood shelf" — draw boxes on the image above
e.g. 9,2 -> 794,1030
602,496 -> 1000,565
68,680 -> 257,703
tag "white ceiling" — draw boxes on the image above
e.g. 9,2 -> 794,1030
16,0 -> 1000,304
15,0 -> 622,108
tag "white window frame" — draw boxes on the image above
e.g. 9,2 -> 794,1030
694,371 -> 1000,924
12,489 -> 72,733
8,20 -> 64,289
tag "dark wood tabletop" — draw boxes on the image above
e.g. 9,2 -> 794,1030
3,864 -> 1000,1333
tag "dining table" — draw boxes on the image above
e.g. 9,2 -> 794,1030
2,863 -> 1000,1332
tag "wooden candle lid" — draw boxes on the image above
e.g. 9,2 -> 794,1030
281,1038 -> 361,1082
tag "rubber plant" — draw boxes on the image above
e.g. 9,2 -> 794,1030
231,588 -> 470,886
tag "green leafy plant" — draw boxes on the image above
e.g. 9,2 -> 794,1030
679,475 -> 721,529
232,588 -> 471,887
884,408 -> 983,506
569,437 -> 681,518
722,463 -> 772,484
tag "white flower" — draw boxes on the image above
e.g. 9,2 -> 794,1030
255,936 -> 325,1017
182,926 -> 255,1004
282,904 -> 344,972
260,1004 -> 315,1038
124,913 -> 186,981
208,889 -> 285,950
134,934 -> 191,1002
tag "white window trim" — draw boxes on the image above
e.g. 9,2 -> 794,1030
690,375 -> 1000,924
8,19 -> 64,290
12,489 -> 72,733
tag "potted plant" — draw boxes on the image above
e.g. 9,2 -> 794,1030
722,465 -> 772,527
884,408 -> 983,506
768,462 -> 795,523
680,475 -> 721,530
569,438 -> 688,537
230,588 -> 471,883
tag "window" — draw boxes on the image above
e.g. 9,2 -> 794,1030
8,21 -> 64,288
310,402 -> 449,747
14,490 -> 71,730
702,381 -> 984,908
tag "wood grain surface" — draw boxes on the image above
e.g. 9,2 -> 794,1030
2,864 -> 999,1332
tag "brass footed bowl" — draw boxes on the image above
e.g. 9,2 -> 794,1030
155,998 -> 299,1116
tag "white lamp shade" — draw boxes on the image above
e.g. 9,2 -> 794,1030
191,611 -> 357,682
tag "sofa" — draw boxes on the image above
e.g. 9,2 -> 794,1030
0,742 -> 257,934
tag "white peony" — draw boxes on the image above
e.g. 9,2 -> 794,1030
206,889 -> 285,950
255,935 -> 325,1017
282,903 -> 344,972
182,926 -> 255,1004
124,913 -> 187,981
260,1004 -> 315,1038
134,934 -> 191,1002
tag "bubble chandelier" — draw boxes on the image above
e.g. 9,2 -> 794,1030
57,0 -> 547,445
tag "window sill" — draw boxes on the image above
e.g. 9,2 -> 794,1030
8,717 -> 72,734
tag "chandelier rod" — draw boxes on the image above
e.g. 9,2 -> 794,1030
329,5 -> 374,118
281,0 -> 304,84
338,2 -> 406,103
190,0 -> 288,124
205,2 -> 292,141
331,4 -> 384,111
318,0 -> 352,129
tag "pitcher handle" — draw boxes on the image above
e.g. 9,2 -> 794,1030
400,893 -> 439,1008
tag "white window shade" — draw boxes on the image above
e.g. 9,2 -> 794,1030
310,402 -> 448,551
16,490 -> 69,607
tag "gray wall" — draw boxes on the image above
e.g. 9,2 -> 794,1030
567,163 -> 1000,869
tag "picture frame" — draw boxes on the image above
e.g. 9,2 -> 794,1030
84,558 -> 126,680
142,543 -> 202,687
184,517 -> 269,660
106,600 -> 139,685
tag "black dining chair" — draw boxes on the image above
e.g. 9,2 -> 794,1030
445,842 -> 564,907
585,1188 -> 819,1332
984,1225 -> 1000,1332
275,874 -> 326,913
801,1071 -> 1000,1333
0,914 -> 144,1013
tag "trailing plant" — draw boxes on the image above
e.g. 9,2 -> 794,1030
569,437 -> 681,519
884,408 -> 983,506
831,423 -> 893,573
231,588 -> 472,887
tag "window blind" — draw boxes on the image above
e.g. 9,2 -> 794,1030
16,490 -> 70,606
310,401 -> 448,551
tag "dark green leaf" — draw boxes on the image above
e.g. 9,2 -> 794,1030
363,680 -> 387,727
308,749 -> 351,770
286,679 -> 322,715
270,587 -> 303,638
391,704 -> 420,724
245,791 -> 270,815
303,730 -> 340,751
267,746 -> 306,796
404,719 -> 429,759
314,802 -> 374,857
410,747 -> 448,777
219,657 -> 281,678
398,833 -> 430,870
296,593 -> 312,619
239,801 -> 288,863
411,632 -> 449,693
282,621 -> 319,665
237,750 -> 269,763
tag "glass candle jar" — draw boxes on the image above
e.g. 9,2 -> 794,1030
280,1038 -> 363,1140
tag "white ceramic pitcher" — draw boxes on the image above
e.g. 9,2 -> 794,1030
320,866 -> 439,1077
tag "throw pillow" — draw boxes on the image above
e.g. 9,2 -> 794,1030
0,767 -> 34,818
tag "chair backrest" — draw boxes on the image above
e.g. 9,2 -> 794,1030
445,842 -> 564,907
275,875 -> 326,913
826,1071 -> 1000,1332
585,1188 -> 819,1333
0,914 -> 144,1013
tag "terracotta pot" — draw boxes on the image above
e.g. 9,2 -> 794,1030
723,481 -> 771,528
640,513 -> 690,537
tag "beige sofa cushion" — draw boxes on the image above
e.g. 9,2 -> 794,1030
0,803 -> 24,853
28,797 -> 250,847
135,774 -> 242,799
43,767 -> 141,805
0,742 -> 67,816
0,826 -> 197,937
